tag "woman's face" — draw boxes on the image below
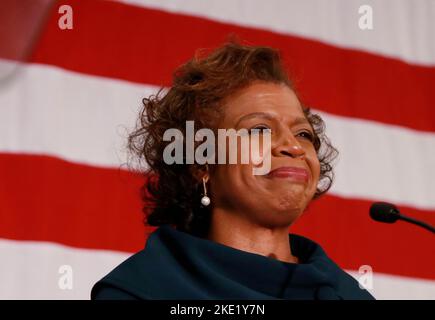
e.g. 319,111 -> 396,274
209,81 -> 320,228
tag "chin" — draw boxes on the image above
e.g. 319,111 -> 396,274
275,186 -> 309,207
260,209 -> 302,229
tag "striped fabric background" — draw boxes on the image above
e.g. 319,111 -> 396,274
0,0 -> 434,299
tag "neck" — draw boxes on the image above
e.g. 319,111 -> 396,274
206,207 -> 299,264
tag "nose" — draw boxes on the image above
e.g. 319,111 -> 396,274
272,130 -> 306,159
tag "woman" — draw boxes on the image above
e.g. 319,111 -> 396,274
91,41 -> 375,300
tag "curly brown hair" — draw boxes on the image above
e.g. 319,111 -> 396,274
127,41 -> 338,237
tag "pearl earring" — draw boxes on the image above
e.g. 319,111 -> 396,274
200,176 -> 210,207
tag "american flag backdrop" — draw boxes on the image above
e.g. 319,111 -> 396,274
0,0 -> 434,300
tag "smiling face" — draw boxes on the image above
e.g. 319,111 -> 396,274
209,81 -> 320,228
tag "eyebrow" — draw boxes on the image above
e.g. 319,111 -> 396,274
235,112 -> 310,128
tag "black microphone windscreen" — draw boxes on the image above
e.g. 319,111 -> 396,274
369,202 -> 400,223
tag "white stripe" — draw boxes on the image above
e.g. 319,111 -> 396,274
0,239 -> 129,299
0,238 -> 434,299
347,270 -> 435,300
0,60 -> 154,169
117,0 -> 435,66
1,61 -> 435,210
319,110 -> 435,211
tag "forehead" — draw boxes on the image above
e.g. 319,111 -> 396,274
221,82 -> 304,123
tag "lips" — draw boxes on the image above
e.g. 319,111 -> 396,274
267,166 -> 309,182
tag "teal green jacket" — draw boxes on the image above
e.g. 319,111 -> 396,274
91,225 -> 375,300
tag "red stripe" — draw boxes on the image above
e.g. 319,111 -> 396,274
292,197 -> 435,281
28,0 -> 435,133
1,153 -> 434,280
0,153 -> 151,253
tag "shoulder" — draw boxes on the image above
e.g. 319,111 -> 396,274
91,250 -> 152,300
91,226 -> 182,300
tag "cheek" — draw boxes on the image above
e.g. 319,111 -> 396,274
213,162 -> 263,205
211,164 -> 248,199
307,152 -> 321,189
210,165 -> 258,213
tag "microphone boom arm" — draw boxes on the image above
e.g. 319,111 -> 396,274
398,214 -> 435,234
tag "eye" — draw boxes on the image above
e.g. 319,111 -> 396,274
297,130 -> 314,142
249,125 -> 272,135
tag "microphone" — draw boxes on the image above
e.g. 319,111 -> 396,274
370,202 -> 435,234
